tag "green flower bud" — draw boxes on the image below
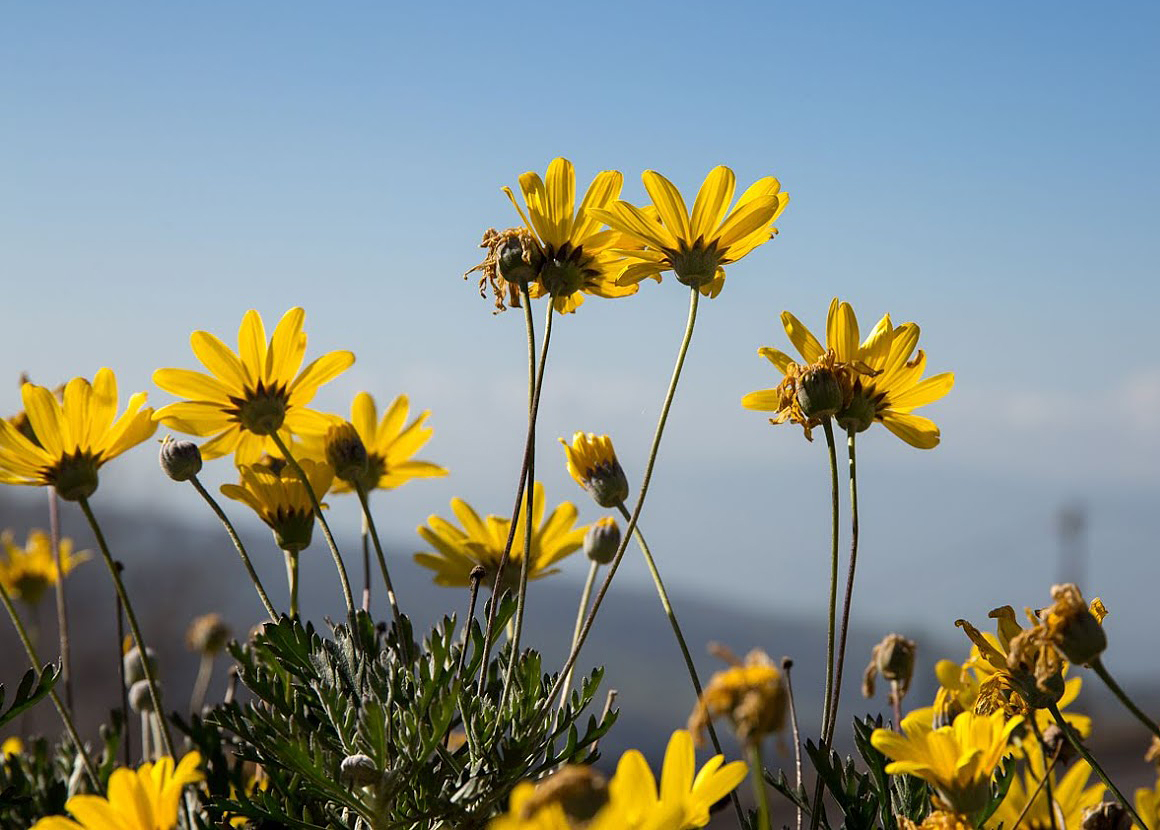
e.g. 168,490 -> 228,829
160,437 -> 203,482
340,754 -> 380,787
128,679 -> 156,713
123,646 -> 158,686
584,518 -> 621,565
795,366 -> 844,420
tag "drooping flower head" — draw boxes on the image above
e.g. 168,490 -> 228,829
325,393 -> 447,494
31,751 -> 203,830
0,529 -> 89,605
592,166 -> 789,298
871,710 -> 1022,818
560,432 -> 629,508
688,647 -> 786,748
414,482 -> 586,591
492,157 -> 637,314
221,458 -> 335,553
0,371 -> 157,500
743,298 -> 953,448
153,308 -> 354,463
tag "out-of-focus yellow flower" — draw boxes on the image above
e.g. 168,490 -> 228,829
0,371 -> 156,500
899,812 -> 973,830
489,730 -> 745,830
0,529 -> 89,605
987,741 -> 1103,830
1,736 -> 23,756
1137,776 -> 1160,830
560,432 -> 629,508
326,393 -> 446,494
498,157 -> 638,314
221,459 -> 334,553
31,751 -> 203,830
153,308 -> 354,463
688,648 -> 786,747
742,298 -> 952,448
871,710 -> 1022,817
414,482 -> 586,591
593,166 -> 788,298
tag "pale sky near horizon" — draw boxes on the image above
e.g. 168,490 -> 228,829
2,2 -> 1158,674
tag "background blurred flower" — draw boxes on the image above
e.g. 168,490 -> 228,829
0,529 -> 89,605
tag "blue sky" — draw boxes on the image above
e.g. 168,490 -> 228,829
2,2 -> 1158,674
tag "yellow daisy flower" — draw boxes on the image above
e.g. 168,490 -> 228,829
31,751 -> 203,830
153,308 -> 354,463
500,157 -> 638,314
0,371 -> 157,500
413,482 -> 586,591
560,432 -> 629,508
1137,776 -> 1160,830
871,709 -> 1022,817
221,458 -> 335,553
591,165 -> 789,298
327,392 -> 447,494
0,529 -> 89,605
742,298 -> 953,448
987,741 -> 1103,830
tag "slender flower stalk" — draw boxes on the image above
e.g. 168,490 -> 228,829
454,566 -> 486,686
782,657 -> 804,830
1008,743 -> 1062,830
826,429 -> 861,745
47,488 -> 73,709
269,430 -> 355,615
115,582 -> 131,766
750,742 -> 773,830
1091,657 -> 1160,743
284,551 -> 300,618
77,496 -> 174,758
819,418 -> 841,740
187,475 -> 277,621
1046,700 -> 1146,827
1027,718 -> 1059,830
354,483 -> 404,632
559,559 -> 600,710
361,512 -> 371,611
0,578 -> 100,790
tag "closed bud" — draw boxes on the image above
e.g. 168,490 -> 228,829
1082,802 -> 1131,830
560,433 -> 629,508
584,518 -> 621,565
863,633 -> 917,701
325,422 -> 369,485
128,679 -> 157,713
186,612 -> 231,655
340,754 -> 380,787
123,646 -> 158,686
796,366 -> 843,420
159,437 -> 203,482
497,235 -> 543,287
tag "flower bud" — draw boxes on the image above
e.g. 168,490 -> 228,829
324,422 -> 369,485
1082,802 -> 1132,830
159,437 -> 203,482
583,518 -> 621,565
795,366 -> 844,420
186,612 -> 231,656
863,633 -> 917,700
497,235 -> 543,287
340,754 -> 380,787
128,679 -> 156,713
123,646 -> 158,686
1045,584 -> 1107,666
560,433 -> 629,508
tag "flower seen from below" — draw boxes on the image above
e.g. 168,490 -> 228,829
0,529 -> 89,605
871,709 -> 1022,817
326,393 -> 446,494
489,730 -> 745,830
30,751 -> 203,830
0,370 -> 157,500
560,432 -> 629,508
499,157 -> 638,313
742,298 -> 953,448
221,458 -> 335,553
414,482 -> 586,591
153,308 -> 354,463
986,741 -> 1103,830
592,165 -> 789,298
688,647 -> 786,747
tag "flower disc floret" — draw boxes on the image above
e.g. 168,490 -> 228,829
153,308 -> 354,463
0,370 -> 157,500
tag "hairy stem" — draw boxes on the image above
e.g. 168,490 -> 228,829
825,429 -> 860,746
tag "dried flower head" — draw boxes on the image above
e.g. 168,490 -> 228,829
688,646 -> 785,747
863,633 -> 917,701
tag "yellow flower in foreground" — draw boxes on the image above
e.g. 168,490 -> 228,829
871,710 -> 1022,817
221,459 -> 335,553
502,157 -> 638,313
1137,776 -> 1160,830
414,482 -> 586,591
153,308 -> 354,463
328,392 -> 447,494
900,811 -> 973,830
0,529 -> 89,605
560,432 -> 629,508
489,730 -> 745,830
987,742 -> 1103,830
31,751 -> 203,830
2,736 -> 23,756
742,298 -> 953,448
591,165 -> 788,298
0,371 -> 157,500
688,648 -> 786,747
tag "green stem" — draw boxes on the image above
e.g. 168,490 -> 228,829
782,658 -> 804,830
189,475 -> 277,621
270,430 -> 355,615
0,579 -> 100,790
537,288 -> 700,719
47,487 -> 73,710
826,429 -> 859,745
190,654 -> 214,716
750,741 -> 773,830
615,502 -> 730,759
355,484 -> 404,632
1046,701 -> 1147,828
284,550 -> 300,618
559,560 -> 600,710
361,512 -> 371,612
1092,657 -> 1160,743
78,496 -> 174,758
115,591 -> 131,766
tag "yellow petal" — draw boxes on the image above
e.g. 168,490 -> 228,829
238,309 -> 267,387
642,170 -> 692,243
689,166 -> 735,241
881,412 -> 941,449
780,311 -> 824,363
545,157 -> 575,244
